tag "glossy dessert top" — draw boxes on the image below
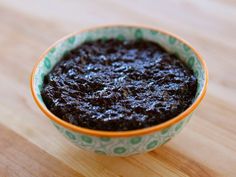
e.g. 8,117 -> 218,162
41,39 -> 197,131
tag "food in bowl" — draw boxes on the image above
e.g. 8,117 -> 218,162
31,26 -> 207,156
41,39 -> 197,131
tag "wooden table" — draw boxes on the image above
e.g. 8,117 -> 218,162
0,0 -> 235,176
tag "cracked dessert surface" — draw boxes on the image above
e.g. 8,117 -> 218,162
41,39 -> 197,131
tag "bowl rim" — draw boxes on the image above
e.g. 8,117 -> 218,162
30,24 -> 208,137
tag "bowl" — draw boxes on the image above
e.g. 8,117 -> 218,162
30,25 -> 208,156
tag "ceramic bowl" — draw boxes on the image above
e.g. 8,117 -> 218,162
31,25 -> 208,156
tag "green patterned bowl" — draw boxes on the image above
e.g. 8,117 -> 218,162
31,25 -> 208,156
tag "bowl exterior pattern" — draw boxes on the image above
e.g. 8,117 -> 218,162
52,115 -> 191,156
33,26 -> 205,156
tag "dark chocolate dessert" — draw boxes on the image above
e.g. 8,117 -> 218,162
41,39 -> 197,131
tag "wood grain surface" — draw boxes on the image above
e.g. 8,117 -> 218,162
0,0 -> 235,176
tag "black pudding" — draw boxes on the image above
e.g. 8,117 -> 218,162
41,39 -> 197,131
